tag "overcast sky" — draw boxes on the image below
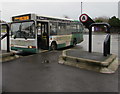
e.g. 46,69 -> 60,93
0,1 -> 119,22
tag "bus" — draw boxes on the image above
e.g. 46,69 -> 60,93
10,13 -> 83,53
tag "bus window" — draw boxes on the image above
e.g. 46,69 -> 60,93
37,26 -> 41,35
72,24 -> 77,32
42,24 -> 47,36
79,24 -> 83,32
66,23 -> 71,34
58,23 -> 66,35
76,24 -> 79,32
50,23 -> 57,35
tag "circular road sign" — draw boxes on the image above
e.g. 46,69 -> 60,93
79,14 -> 88,22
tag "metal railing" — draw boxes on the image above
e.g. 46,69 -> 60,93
89,23 -> 111,56
0,23 -> 10,52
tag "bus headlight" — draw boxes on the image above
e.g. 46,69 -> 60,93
28,46 -> 36,48
11,44 -> 14,47
28,46 -> 32,48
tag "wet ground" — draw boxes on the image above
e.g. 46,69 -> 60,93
2,51 -> 118,92
1,34 -> 119,92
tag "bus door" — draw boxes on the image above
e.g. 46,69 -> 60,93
37,22 -> 49,50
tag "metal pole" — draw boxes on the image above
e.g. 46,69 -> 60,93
81,2 -> 83,15
107,28 -> 110,55
0,25 -> 2,51
7,25 -> 10,52
0,10 -> 1,51
89,28 -> 92,53
108,34 -> 110,54
103,42 -> 107,56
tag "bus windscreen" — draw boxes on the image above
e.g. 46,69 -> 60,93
11,21 -> 35,39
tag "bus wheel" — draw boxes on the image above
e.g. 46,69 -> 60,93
51,42 -> 57,50
73,39 -> 77,46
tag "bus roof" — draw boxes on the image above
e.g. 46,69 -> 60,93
36,14 -> 74,21
12,13 -> 80,23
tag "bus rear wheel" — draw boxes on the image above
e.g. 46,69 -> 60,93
73,39 -> 77,46
51,42 -> 57,50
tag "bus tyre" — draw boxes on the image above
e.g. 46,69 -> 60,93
73,39 -> 77,46
51,42 -> 57,50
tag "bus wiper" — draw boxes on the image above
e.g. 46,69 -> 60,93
13,31 -> 27,40
13,30 -> 21,39
21,30 -> 28,40
23,34 -> 27,40
13,35 -> 16,39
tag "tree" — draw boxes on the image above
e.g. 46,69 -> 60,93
108,16 -> 120,27
95,19 -> 103,23
94,16 -> 109,23
108,16 -> 120,33
93,16 -> 109,32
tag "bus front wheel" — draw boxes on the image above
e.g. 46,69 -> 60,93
51,42 -> 57,50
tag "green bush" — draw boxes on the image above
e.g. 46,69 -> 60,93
108,16 -> 120,27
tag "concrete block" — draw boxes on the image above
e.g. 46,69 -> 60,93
58,49 -> 118,74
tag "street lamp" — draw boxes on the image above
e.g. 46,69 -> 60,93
0,10 -> 1,21
81,2 -> 83,15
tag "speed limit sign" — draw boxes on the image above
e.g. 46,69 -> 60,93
79,14 -> 88,22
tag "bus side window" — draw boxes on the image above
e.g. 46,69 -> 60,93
70,23 -> 75,33
66,23 -> 71,34
79,24 -> 83,32
37,26 -> 41,35
50,23 -> 57,35
77,24 -> 80,32
58,23 -> 66,35
37,23 -> 42,35
43,24 -> 47,36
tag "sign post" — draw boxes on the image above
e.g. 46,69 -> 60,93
79,14 -> 94,53
79,14 -> 111,54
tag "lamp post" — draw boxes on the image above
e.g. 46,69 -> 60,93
81,2 -> 83,15
0,10 -> 1,22
0,10 -> 1,51
0,10 -> 1,19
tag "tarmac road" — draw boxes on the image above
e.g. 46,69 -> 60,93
2,51 -> 118,92
1,34 -> 119,92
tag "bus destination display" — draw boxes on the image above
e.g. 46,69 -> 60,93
12,14 -> 31,21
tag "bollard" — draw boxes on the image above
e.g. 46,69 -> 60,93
103,34 -> 110,56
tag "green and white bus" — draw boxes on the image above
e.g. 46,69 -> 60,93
10,13 -> 83,53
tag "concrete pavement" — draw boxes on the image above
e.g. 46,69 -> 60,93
59,49 -> 118,73
0,50 -> 20,63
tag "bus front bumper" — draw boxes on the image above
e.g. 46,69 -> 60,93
11,47 -> 37,53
